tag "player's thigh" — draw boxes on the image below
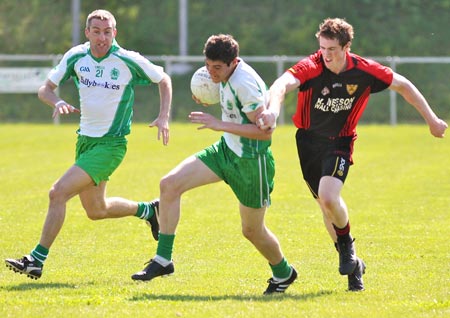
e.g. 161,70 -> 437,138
318,176 -> 344,202
78,181 -> 107,212
51,165 -> 94,200
161,155 -> 221,194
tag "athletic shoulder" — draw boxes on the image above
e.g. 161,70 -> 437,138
288,50 -> 323,82
229,59 -> 267,112
66,42 -> 90,55
351,53 -> 393,84
230,59 -> 266,91
113,45 -> 148,63
60,42 -> 89,59
112,44 -> 164,83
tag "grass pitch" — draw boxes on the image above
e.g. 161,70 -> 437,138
0,123 -> 449,318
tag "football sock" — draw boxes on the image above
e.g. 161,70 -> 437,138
30,244 -> 49,266
153,255 -> 172,267
270,257 -> 292,280
333,221 -> 352,242
156,233 -> 175,262
135,202 -> 155,221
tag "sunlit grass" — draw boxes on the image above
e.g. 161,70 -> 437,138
0,123 -> 449,317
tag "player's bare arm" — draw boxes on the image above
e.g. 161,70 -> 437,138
189,109 -> 272,140
149,73 -> 172,145
37,79 -> 80,118
389,72 -> 448,138
258,72 -> 300,129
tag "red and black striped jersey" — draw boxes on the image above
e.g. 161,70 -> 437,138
288,50 -> 393,138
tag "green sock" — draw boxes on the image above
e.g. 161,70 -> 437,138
270,257 -> 291,279
156,233 -> 176,261
30,244 -> 49,266
135,202 -> 155,220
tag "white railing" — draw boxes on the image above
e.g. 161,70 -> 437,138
1,54 -> 449,125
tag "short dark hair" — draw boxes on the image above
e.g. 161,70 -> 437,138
203,34 -> 239,65
315,18 -> 354,47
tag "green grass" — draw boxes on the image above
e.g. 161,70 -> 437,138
0,123 -> 449,318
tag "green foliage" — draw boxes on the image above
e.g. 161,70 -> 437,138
0,0 -> 449,123
0,123 -> 449,317
1,0 -> 449,56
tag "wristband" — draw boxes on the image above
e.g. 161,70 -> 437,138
54,100 -> 66,107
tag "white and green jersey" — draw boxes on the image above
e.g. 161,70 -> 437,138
220,59 -> 270,158
48,40 -> 165,137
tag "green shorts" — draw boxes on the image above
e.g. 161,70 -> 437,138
75,134 -> 127,185
195,137 -> 274,208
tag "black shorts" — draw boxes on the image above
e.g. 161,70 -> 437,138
295,129 -> 355,198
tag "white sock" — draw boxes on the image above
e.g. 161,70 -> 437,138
272,267 -> 293,283
153,255 -> 171,267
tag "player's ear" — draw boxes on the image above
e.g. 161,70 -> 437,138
344,41 -> 352,51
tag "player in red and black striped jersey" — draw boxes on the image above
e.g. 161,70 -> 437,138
257,18 -> 447,291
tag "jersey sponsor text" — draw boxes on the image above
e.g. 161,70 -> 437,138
314,97 -> 355,113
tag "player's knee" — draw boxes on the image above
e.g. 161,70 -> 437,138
320,197 -> 335,211
48,183 -> 69,203
160,174 -> 181,197
318,192 -> 339,211
83,202 -> 108,220
242,226 -> 260,242
85,208 -> 107,220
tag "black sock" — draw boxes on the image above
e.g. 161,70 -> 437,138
333,222 -> 351,242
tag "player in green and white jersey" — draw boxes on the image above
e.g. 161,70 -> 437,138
132,34 -> 297,295
5,9 -> 172,279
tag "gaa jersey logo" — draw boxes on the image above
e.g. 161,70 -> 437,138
111,68 -> 119,80
346,84 -> 358,95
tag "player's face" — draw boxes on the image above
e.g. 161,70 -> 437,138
85,18 -> 116,58
205,58 -> 238,83
319,36 -> 349,74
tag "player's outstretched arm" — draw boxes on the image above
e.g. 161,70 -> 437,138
257,72 -> 300,130
389,73 -> 447,138
189,110 -> 272,141
149,73 -> 172,146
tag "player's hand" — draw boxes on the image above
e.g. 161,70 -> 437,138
189,111 -> 221,131
430,118 -> 448,138
149,117 -> 170,145
52,101 -> 80,118
256,109 -> 278,131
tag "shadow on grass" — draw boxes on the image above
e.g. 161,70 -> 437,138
128,290 -> 334,302
2,282 -> 77,291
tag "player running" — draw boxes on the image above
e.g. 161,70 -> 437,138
257,17 -> 447,291
5,9 -> 172,280
132,34 -> 297,295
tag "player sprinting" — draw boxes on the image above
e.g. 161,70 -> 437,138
132,34 -> 297,295
5,9 -> 172,279
257,17 -> 447,291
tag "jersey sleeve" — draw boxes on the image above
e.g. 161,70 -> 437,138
287,51 -> 322,85
116,50 -> 165,85
236,73 -> 268,113
47,43 -> 88,86
355,57 -> 393,93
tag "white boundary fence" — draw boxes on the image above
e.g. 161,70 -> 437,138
1,54 -> 449,125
